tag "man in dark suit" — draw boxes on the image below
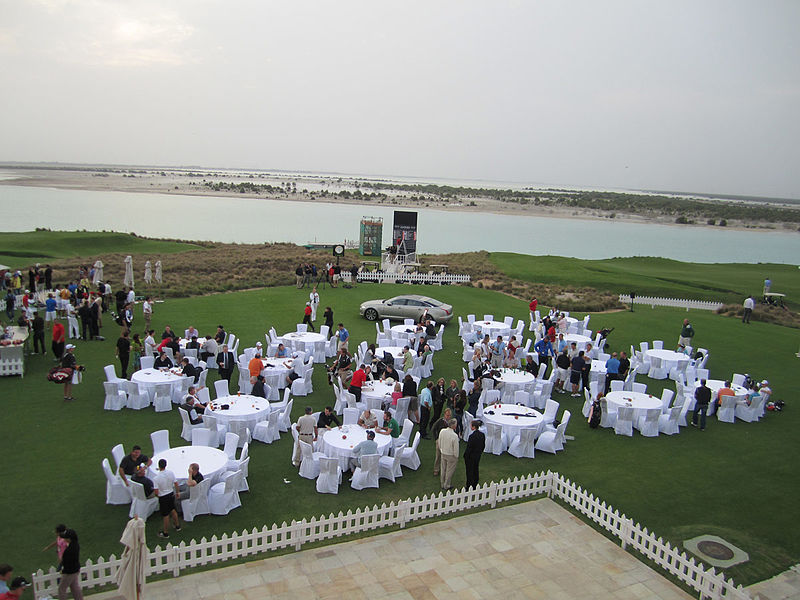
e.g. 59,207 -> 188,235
464,419 -> 485,490
216,344 -> 235,382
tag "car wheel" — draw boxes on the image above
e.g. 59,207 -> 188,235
364,308 -> 379,321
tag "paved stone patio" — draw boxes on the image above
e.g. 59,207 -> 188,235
89,498 -> 694,600
749,564 -> 800,600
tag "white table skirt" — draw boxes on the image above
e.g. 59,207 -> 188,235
695,380 -> 748,403
645,349 -> 689,377
606,391 -> 662,420
360,381 -> 396,405
471,320 -> 511,338
321,426 -> 392,471
131,368 -> 187,390
280,331 -> 326,355
150,446 -> 229,484
482,403 -> 543,440
375,346 -> 407,369
564,334 -> 592,349
495,368 -> 535,398
208,394 -> 272,429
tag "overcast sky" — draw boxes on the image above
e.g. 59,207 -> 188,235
1,0 -> 799,198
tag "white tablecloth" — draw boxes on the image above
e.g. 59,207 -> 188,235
375,346 -> 406,368
149,446 -> 229,483
564,334 -> 592,349
208,394 -> 272,429
645,349 -> 690,377
695,380 -> 748,402
494,368 -> 535,398
280,331 -> 326,355
482,403 -> 543,440
360,381 -> 396,405
472,320 -> 510,338
606,391 -> 662,420
131,368 -> 187,392
178,337 -> 207,351
321,426 -> 393,471
389,324 -> 422,345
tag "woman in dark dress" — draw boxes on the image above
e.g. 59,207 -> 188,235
402,374 -> 419,423
323,307 -> 334,334
454,390 -> 467,437
58,528 -> 84,599
430,377 -> 447,430
467,378 -> 482,417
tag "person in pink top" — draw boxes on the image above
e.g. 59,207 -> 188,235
42,524 -> 68,570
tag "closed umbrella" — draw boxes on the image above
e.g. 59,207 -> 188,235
143,261 -> 152,285
154,261 -> 162,284
115,516 -> 147,600
92,260 -> 104,286
124,256 -> 134,288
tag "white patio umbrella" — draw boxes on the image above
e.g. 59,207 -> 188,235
143,260 -> 152,285
92,260 -> 104,286
154,260 -> 162,284
115,516 -> 147,600
124,256 -> 134,288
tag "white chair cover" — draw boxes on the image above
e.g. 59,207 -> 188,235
102,458 -> 131,505
181,477 -> 212,522
316,456 -> 342,494
350,454 -> 380,490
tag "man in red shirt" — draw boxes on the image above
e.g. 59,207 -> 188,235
348,364 -> 369,405
0,576 -> 29,599
248,352 -> 264,383
51,320 -> 66,361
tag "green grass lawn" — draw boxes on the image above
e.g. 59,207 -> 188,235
0,231 -> 200,267
489,252 -> 800,304
1,282 -> 798,587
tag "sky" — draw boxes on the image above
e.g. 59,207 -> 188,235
1,0 -> 799,198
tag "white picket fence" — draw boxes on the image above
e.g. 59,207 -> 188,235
31,472 -> 750,600
619,294 -> 723,312
342,271 -> 471,285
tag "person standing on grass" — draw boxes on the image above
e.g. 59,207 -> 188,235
336,323 -> 349,351
464,418 -> 485,490
302,302 -> 315,332
45,293 -> 57,329
216,344 -> 235,384
52,319 -> 65,362
419,381 -> 434,438
116,330 -> 131,379
438,418 -> 460,491
323,307 -> 334,333
57,528 -> 84,599
692,379 -> 711,430
31,310 -> 46,355
677,318 -> 695,350
142,296 -> 153,331
310,287 -> 320,321
4,289 -> 14,320
742,295 -> 755,324
154,459 -> 182,539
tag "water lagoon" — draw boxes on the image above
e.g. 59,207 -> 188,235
1,185 -> 798,264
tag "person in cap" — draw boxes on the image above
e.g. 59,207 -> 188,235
349,429 -> 378,473
131,463 -> 156,498
60,344 -> 80,401
302,301 -> 315,332
0,576 -> 29,599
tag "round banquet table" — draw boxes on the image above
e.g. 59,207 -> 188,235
208,394 -> 272,429
131,368 -> 187,395
360,380 -> 396,406
482,403 -> 543,440
494,368 -> 535,399
471,320 -> 510,338
258,358 -> 295,399
376,346 -> 407,369
321,426 -> 393,471
149,446 -> 229,483
389,324 -> 423,345
590,359 -> 607,374
695,380 -> 749,403
178,337 -> 207,351
605,391 -> 662,420
280,331 -> 326,355
645,349 -> 689,378
563,333 -> 592,350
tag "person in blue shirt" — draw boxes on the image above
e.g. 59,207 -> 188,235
336,323 -> 350,351
418,381 -> 434,438
349,430 -> 378,473
274,343 -> 288,358
489,336 -> 505,368
604,352 -> 620,392
45,293 -> 58,328
534,337 -> 555,375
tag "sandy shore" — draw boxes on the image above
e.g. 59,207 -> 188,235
0,166 -> 791,233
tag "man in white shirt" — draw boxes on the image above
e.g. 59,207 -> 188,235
293,406 -> 318,466
742,296 -> 755,324
438,418 -> 460,491
144,330 -> 157,357
310,287 -> 320,321
154,459 -> 181,538
142,297 -> 153,331
126,288 -> 135,306
201,336 -> 218,362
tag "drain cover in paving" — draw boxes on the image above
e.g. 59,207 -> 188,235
684,535 -> 748,568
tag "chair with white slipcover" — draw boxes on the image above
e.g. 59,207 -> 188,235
214,379 -> 230,400
599,399 -> 616,428
378,443 -> 405,482
181,477 -> 212,522
343,407 -> 360,426
222,432 -> 240,465
610,380 -> 624,392
298,440 -> 325,480
139,355 -> 155,370
278,399 -> 294,432
128,481 -> 158,519
636,408 -> 661,437
652,340 -> 664,350
104,364 -> 126,384
399,432 -> 421,470
179,408 -> 203,442
632,382 -> 647,394
102,458 -> 131,505
658,406 -> 682,435
735,395 -> 765,423
103,381 -> 127,411
252,410 -> 280,444
124,380 -> 150,410
192,428 -> 215,447
717,395 -> 737,423
614,406 -> 634,437
507,428 -> 536,459
316,456 -> 342,494
483,423 -> 507,456
350,454 -> 380,491
535,419 -> 568,454
208,470 -> 243,515
541,399 -> 559,426
150,429 -> 170,455
152,383 -> 172,413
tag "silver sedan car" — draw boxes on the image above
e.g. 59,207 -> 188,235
359,294 -> 454,323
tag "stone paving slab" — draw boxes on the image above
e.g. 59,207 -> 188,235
749,565 -> 800,600
88,498 -> 693,600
